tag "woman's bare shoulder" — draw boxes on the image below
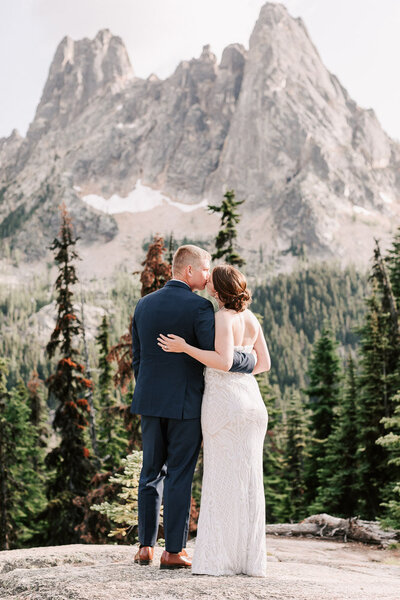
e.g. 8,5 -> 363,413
215,308 -> 235,321
243,308 -> 260,324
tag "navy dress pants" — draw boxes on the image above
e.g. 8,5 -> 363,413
138,415 -> 202,553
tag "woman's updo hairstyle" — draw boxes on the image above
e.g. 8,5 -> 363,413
212,265 -> 251,312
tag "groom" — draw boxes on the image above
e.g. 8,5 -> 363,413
130,245 -> 255,569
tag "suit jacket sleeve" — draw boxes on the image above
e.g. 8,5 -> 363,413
193,301 -> 215,350
194,300 -> 255,373
230,350 -> 256,373
132,303 -> 141,381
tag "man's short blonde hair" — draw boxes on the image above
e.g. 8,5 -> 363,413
172,245 -> 211,275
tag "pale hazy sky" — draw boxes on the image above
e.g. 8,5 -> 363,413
1,0 -> 400,140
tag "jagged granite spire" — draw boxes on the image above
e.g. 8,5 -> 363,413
206,1 -> 399,256
29,29 -> 134,138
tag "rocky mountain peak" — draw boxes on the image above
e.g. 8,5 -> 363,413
1,2 -> 400,273
172,44 -> 218,86
199,44 -> 216,63
249,1 -> 323,81
0,128 -> 22,146
94,28 -> 113,44
0,128 -> 23,169
250,1 -> 308,52
256,1 -> 289,26
220,44 -> 247,73
28,29 -> 134,139
187,44 -> 217,82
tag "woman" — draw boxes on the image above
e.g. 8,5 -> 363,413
157,264 -> 270,576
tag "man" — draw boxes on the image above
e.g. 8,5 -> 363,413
131,245 -> 255,569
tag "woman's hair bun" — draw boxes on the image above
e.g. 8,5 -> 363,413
212,265 -> 251,312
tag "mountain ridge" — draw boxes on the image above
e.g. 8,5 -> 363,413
1,2 -> 399,277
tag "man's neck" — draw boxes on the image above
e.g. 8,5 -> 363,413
171,277 -> 191,289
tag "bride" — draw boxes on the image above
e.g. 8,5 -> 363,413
157,264 -> 271,576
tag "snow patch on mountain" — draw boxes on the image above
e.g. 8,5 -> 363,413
353,205 -> 372,216
81,180 -> 209,214
380,192 -> 393,204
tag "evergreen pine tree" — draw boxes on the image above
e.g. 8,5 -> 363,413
0,359 -> 17,550
96,315 -> 128,470
312,355 -> 359,516
376,391 -> 400,528
386,227 -> 400,304
139,236 -> 172,296
0,365 -> 47,549
303,328 -> 341,505
355,284 -> 392,518
27,369 -> 49,473
281,390 -> 309,521
43,204 -> 94,545
257,373 -> 287,523
8,380 -> 47,547
370,240 -> 400,410
353,235 -> 400,520
208,190 -> 245,267
167,233 -> 175,265
107,320 -> 134,393
80,295 -> 100,467
91,451 -> 144,541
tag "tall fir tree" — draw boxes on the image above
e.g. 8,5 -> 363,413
354,237 -> 400,520
312,355 -> 359,517
0,364 -> 46,549
27,369 -> 49,473
80,295 -> 100,467
139,235 -> 172,296
281,390 -> 309,521
303,328 -> 342,505
96,315 -> 128,470
167,233 -> 175,265
355,285 -> 392,518
0,359 -> 17,550
257,373 -> 287,523
376,391 -> 400,528
8,380 -> 47,547
43,204 -> 94,545
386,227 -> 400,304
208,190 -> 245,267
370,239 -> 400,409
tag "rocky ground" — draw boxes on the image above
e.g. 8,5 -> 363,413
1,536 -> 399,600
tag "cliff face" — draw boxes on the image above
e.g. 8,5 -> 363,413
1,2 -> 399,271
30,29 -> 134,139
206,3 -> 399,259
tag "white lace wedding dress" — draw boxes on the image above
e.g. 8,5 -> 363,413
192,346 -> 268,577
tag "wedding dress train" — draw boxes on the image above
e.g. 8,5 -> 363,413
192,346 -> 268,577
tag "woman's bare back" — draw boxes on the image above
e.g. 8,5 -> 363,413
214,307 -> 270,374
217,308 -> 260,347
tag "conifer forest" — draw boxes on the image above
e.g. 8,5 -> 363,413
1,199 -> 400,551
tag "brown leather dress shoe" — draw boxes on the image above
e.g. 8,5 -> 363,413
160,550 -> 192,569
134,546 -> 154,565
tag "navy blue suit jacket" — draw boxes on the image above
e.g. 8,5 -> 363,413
130,280 -> 255,419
